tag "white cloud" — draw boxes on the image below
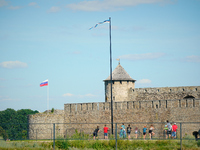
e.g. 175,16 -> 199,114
62,93 -> 96,98
0,78 -> 6,81
0,0 -> 7,7
137,79 -> 152,84
63,93 -> 73,97
119,53 -> 165,61
8,6 -> 21,10
29,2 -> 37,6
28,2 -> 39,8
0,96 -> 17,102
184,55 -> 200,63
66,0 -> 173,11
47,6 -> 60,13
0,61 -> 28,69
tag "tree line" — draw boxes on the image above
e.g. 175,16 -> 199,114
0,108 -> 39,140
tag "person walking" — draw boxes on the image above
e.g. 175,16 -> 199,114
93,126 -> 100,139
143,126 -> 147,140
172,123 -> 178,139
103,124 -> 109,139
127,124 -> 132,139
149,125 -> 155,139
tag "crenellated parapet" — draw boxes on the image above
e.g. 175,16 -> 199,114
64,98 -> 200,113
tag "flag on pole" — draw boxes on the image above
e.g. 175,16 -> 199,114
40,79 -> 48,87
89,19 -> 110,30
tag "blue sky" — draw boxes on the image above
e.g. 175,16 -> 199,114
0,0 -> 200,112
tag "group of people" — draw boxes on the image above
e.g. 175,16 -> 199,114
164,120 -> 178,139
93,120 -> 178,140
142,125 -> 155,140
93,123 -> 139,139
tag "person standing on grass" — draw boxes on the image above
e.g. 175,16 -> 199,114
143,126 -> 147,140
163,125 -> 168,139
127,124 -> 132,139
103,124 -> 109,139
166,120 -> 172,139
119,127 -> 124,138
93,126 -> 100,139
135,127 -> 138,139
121,123 -> 126,138
149,125 -> 155,139
172,123 -> 178,139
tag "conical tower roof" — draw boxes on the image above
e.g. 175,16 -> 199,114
104,63 -> 136,81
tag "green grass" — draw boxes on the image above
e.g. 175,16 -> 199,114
1,136 -> 200,150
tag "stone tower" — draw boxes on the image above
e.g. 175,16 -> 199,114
104,62 -> 136,102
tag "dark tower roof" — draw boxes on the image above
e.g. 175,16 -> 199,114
104,63 -> 136,81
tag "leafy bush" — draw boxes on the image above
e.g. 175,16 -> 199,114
71,129 -> 90,140
55,140 -> 70,149
197,140 -> 200,147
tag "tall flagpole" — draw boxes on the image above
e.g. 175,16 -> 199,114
109,17 -> 113,135
47,79 -> 49,112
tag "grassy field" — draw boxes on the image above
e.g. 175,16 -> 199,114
0,137 -> 200,150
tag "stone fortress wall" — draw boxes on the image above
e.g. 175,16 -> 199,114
28,63 -> 200,139
28,86 -> 200,139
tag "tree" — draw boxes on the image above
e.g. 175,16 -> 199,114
0,108 -> 39,140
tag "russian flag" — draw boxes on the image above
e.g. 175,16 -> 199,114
40,79 -> 48,87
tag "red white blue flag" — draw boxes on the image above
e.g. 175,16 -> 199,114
40,79 -> 48,87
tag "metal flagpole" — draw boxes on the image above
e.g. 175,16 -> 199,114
109,17 -> 113,135
47,79 -> 49,112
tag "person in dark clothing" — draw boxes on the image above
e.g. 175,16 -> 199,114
93,126 -> 100,139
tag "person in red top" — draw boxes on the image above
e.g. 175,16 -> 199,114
103,124 -> 109,139
172,123 -> 178,139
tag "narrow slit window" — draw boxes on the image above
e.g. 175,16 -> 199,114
193,99 -> 195,107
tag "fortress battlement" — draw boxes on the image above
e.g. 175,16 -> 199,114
133,86 -> 199,93
64,98 -> 200,113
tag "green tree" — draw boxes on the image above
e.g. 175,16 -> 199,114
0,108 -> 39,140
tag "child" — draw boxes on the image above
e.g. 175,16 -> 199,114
119,127 -> 124,138
135,127 -> 138,139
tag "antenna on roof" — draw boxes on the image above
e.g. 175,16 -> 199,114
116,58 -> 120,64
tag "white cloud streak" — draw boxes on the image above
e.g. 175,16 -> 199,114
119,53 -> 165,61
137,79 -> 152,84
0,0 -> 7,7
8,6 -> 21,10
66,0 -> 173,11
63,93 -> 96,98
184,55 -> 200,63
0,61 -> 28,69
47,6 -> 61,13
28,2 -> 39,8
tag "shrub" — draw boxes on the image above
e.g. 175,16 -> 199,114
55,140 -> 69,149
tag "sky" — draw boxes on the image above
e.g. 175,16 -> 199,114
0,0 -> 200,112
